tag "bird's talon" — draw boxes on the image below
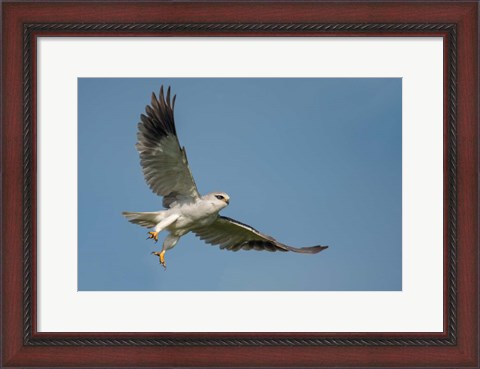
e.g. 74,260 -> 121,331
152,251 -> 166,270
147,231 -> 159,242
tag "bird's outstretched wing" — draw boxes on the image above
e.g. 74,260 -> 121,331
193,216 -> 328,253
136,86 -> 200,207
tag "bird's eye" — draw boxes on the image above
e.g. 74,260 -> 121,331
215,195 -> 224,200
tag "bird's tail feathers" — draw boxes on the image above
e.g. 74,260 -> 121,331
122,211 -> 166,228
284,245 -> 329,254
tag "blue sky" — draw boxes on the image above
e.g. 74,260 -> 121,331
78,78 -> 402,291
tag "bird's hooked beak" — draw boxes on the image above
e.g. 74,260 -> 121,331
224,197 -> 230,205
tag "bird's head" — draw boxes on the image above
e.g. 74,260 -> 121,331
205,192 -> 230,210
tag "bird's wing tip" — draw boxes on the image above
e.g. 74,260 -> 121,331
287,244 -> 329,254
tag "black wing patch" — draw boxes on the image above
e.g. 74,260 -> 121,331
138,86 -> 177,141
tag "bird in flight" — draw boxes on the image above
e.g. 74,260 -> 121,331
123,86 -> 328,269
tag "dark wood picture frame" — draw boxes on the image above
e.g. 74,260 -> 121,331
1,1 -> 478,367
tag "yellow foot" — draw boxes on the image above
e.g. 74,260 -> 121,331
147,231 -> 159,242
152,251 -> 166,270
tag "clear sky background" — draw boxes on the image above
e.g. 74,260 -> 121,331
78,78 -> 402,291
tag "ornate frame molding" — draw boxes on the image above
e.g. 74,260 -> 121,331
22,22 -> 457,347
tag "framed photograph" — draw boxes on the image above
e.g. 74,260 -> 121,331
2,1 -> 478,368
